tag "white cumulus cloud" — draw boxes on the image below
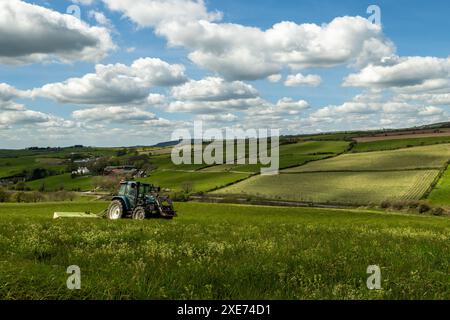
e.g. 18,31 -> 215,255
72,106 -> 157,123
102,0 -> 394,80
285,73 -> 322,87
171,77 -> 258,102
344,56 -> 450,90
0,0 -> 115,65
33,58 -> 187,105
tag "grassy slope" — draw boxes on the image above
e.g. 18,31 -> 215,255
151,154 -> 209,171
24,162 -> 238,193
284,144 -> 450,172
0,147 -> 117,159
280,140 -> 350,154
138,141 -> 349,193
1,202 -> 450,299
139,171 -> 252,193
0,156 -> 65,179
0,147 -> 117,179
213,170 -> 439,204
201,141 -> 350,173
214,144 -> 450,205
353,136 -> 450,153
25,173 -> 94,192
428,165 -> 450,206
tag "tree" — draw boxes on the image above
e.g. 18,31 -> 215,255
30,192 -> 45,203
116,149 -> 128,157
12,192 -> 26,203
15,182 -> 26,191
29,168 -> 49,180
181,181 -> 193,193
0,188 -> 9,203
87,157 -> 110,175
66,162 -> 78,173
38,183 -> 46,192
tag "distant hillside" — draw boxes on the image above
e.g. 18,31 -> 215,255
415,122 -> 450,129
151,140 -> 181,148
147,121 -> 450,146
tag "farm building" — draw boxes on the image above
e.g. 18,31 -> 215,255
104,166 -> 138,176
72,167 -> 90,176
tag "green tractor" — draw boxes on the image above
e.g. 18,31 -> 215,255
107,181 -> 176,220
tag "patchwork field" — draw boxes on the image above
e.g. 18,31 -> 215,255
353,128 -> 450,142
212,144 -> 450,205
3,136 -> 450,300
352,136 -> 450,153
1,202 -> 450,300
200,140 -> 350,173
139,170 -> 252,193
284,144 -> 450,172
213,170 -> 439,205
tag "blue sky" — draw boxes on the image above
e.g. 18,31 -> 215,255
0,0 -> 449,148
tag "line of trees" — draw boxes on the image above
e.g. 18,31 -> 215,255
0,187 -> 76,203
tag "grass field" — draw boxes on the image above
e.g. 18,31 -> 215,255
0,147 -> 117,159
213,170 -> 439,205
200,155 -> 326,173
0,156 -> 65,179
428,165 -> 450,206
25,173 -> 94,192
353,136 -> 450,153
200,141 -> 350,173
150,154 -> 210,171
280,141 -> 350,154
1,201 -> 450,300
219,144 -> 450,205
139,171 -> 252,193
284,144 -> 450,173
0,147 -> 118,179
23,166 -> 246,194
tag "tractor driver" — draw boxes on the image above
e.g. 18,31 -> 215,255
127,182 -> 137,202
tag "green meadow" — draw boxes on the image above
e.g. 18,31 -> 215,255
2,136 -> 450,300
139,170 -> 252,193
428,165 -> 450,206
1,202 -> 450,300
284,144 -> 450,172
25,173 -> 94,192
352,136 -> 450,153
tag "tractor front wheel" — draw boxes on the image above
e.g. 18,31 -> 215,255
132,207 -> 146,220
107,200 -> 124,220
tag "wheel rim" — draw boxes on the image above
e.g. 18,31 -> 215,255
109,204 -> 121,220
134,210 -> 145,220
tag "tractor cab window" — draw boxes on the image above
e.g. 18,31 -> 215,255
140,185 -> 148,197
127,183 -> 137,197
118,184 -> 127,195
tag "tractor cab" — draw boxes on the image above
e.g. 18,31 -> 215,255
117,181 -> 159,205
107,181 -> 176,220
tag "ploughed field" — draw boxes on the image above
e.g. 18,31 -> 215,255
1,202 -> 450,300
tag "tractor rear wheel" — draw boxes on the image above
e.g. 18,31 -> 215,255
107,200 -> 124,220
132,207 -> 146,220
